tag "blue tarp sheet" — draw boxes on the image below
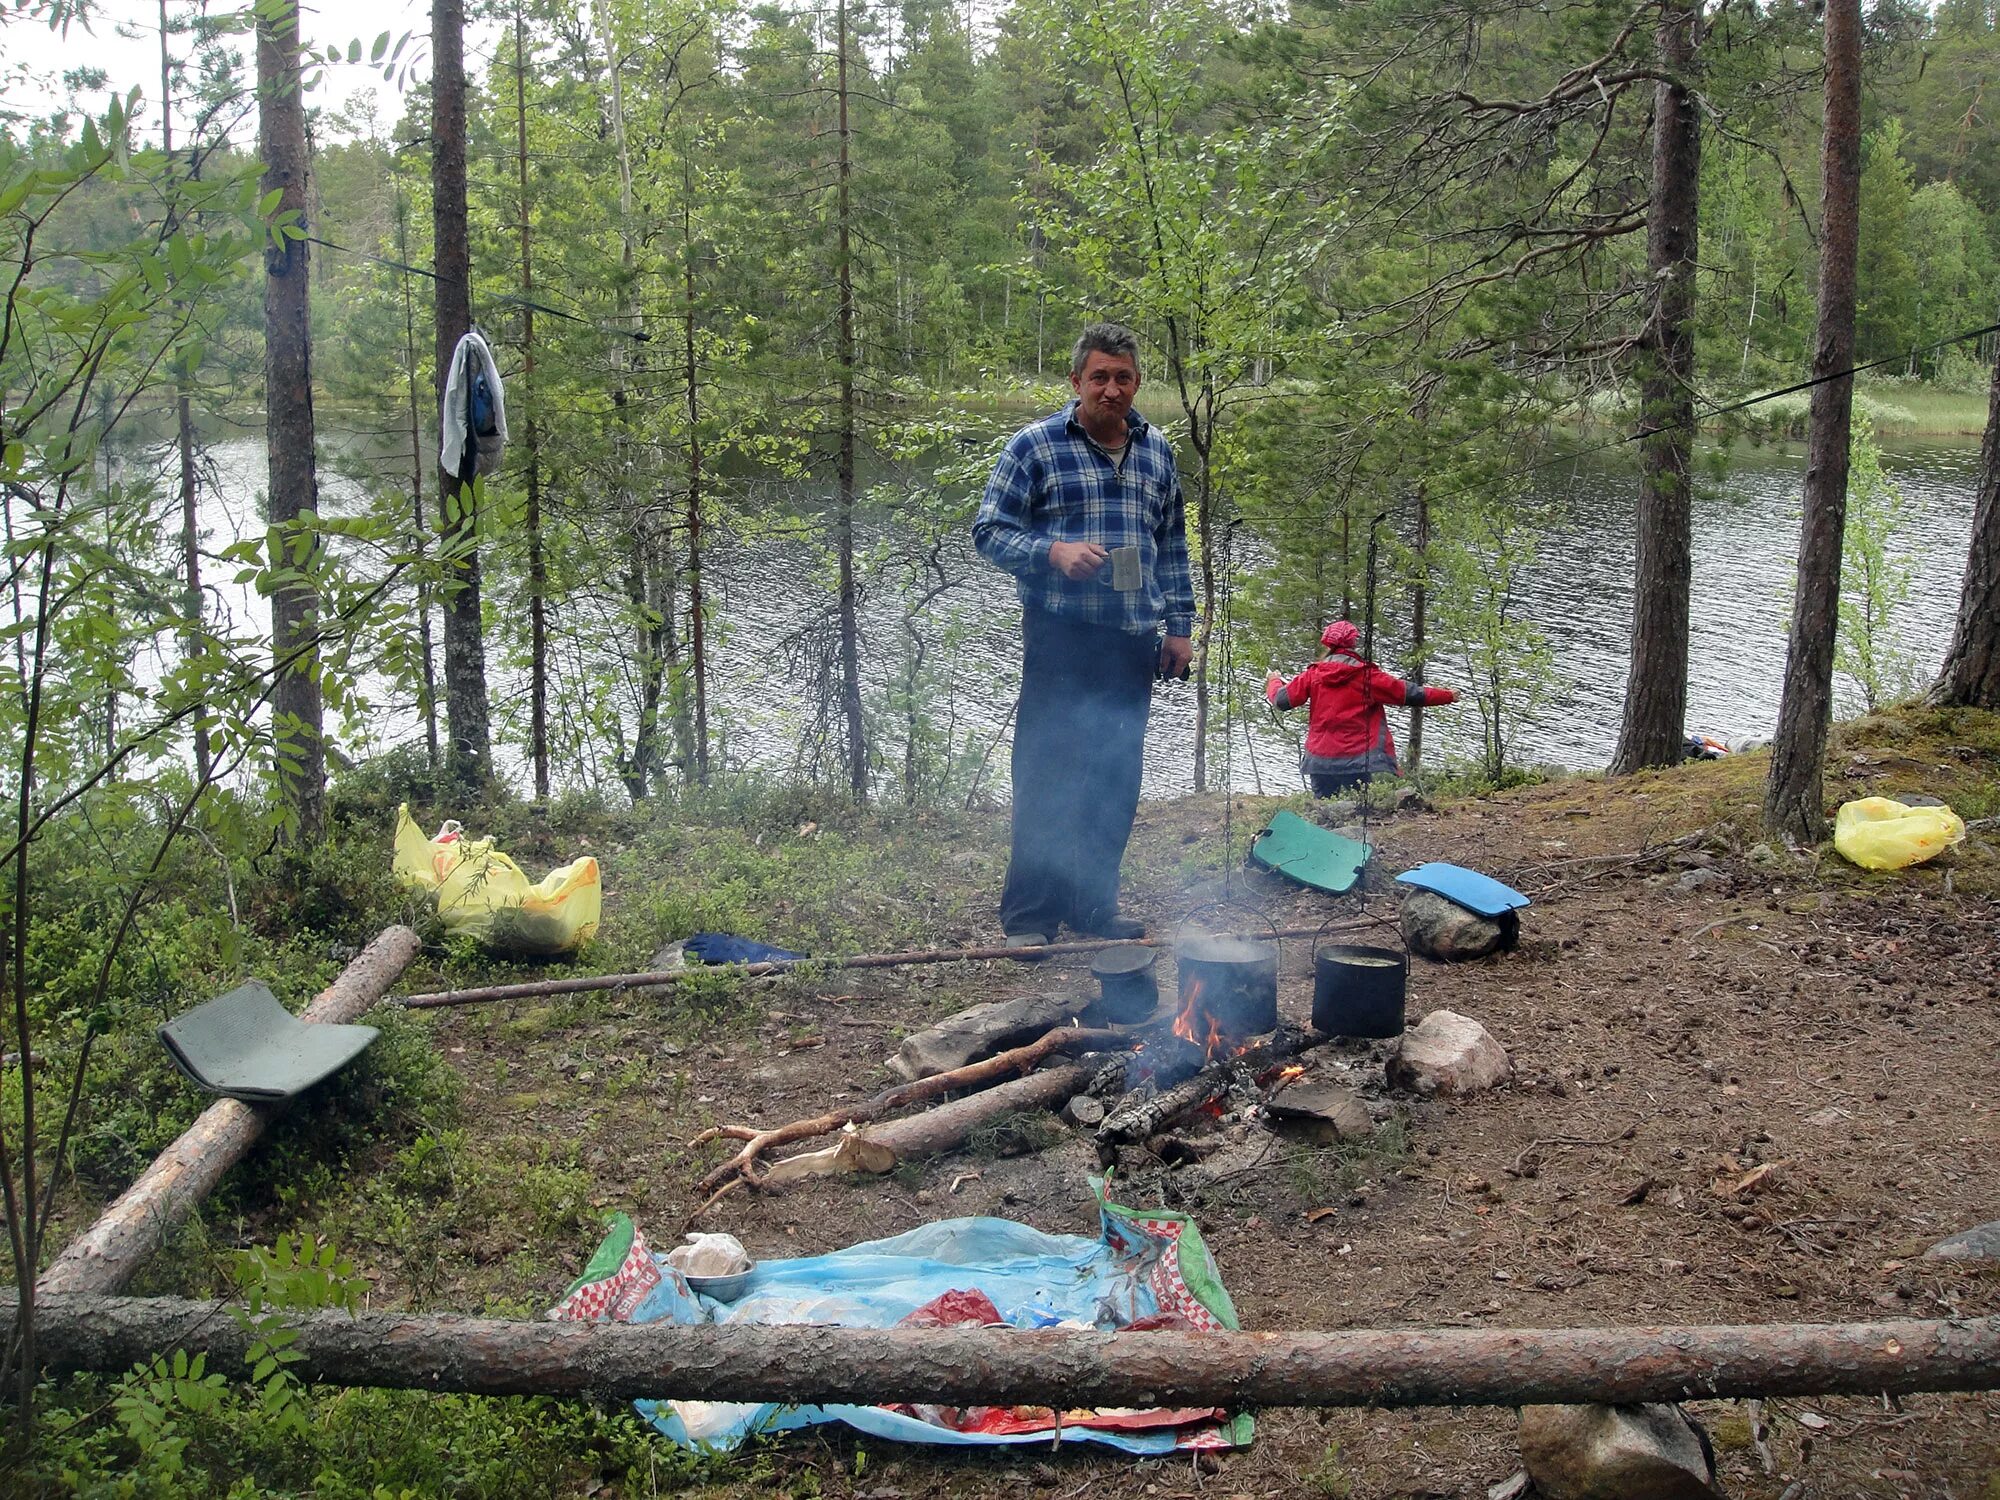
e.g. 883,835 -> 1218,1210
551,1186 -> 1252,1455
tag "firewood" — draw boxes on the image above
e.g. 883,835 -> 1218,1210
1097,1024 -> 1314,1149
17,1294 -> 2000,1409
689,1064 -> 1095,1221
691,1028 -> 1131,1194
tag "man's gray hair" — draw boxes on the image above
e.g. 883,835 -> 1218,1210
1070,322 -> 1142,379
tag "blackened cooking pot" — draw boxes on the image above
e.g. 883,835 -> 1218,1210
1175,934 -> 1279,1037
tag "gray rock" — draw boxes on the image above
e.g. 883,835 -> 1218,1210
1518,1403 -> 1722,1500
1746,842 -> 1784,869
1676,867 -> 1726,894
889,995 -> 1077,1081
1400,889 -> 1519,962
1925,1219 -> 2000,1261
1264,1082 -> 1373,1143
1385,1009 -> 1511,1096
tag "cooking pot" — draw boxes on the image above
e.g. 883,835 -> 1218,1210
1175,903 -> 1280,1037
1311,927 -> 1407,1039
1088,945 -> 1159,1023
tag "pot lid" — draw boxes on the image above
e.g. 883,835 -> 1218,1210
1090,946 -> 1157,977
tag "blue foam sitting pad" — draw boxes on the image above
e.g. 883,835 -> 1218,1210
1395,862 -> 1530,917
158,980 -> 379,1103
684,932 -> 807,965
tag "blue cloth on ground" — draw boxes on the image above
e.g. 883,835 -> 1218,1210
1394,862 -> 1530,916
684,932 -> 807,965
570,1193 -> 1250,1455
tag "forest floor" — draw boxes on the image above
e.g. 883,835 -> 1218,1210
152,704 -> 2000,1499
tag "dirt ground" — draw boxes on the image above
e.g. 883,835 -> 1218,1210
394,712 -> 2000,1499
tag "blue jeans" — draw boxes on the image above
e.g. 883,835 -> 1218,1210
1000,609 -> 1158,937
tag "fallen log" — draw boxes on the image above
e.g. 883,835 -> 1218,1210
1098,1024 -> 1315,1149
692,1027 -> 1130,1193
691,1063 -> 1095,1219
400,924 -> 1360,1010
16,1294 -> 2000,1409
39,927 -> 424,1297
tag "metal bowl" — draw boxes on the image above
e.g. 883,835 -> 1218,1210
683,1268 -> 754,1302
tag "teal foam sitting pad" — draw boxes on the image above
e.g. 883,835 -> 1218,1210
1395,862 -> 1530,917
1248,809 -> 1371,894
158,980 -> 379,1102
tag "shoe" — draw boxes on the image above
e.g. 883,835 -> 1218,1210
1076,913 -> 1146,940
1003,931 -> 1054,960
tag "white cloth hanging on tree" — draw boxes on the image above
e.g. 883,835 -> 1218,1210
439,329 -> 507,482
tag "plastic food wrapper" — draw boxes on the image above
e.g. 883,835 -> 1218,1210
1833,797 -> 1966,871
392,803 -> 601,956
549,1187 -> 1253,1455
667,1233 -> 751,1277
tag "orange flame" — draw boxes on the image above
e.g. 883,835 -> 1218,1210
1275,1064 -> 1307,1083
1171,977 -> 1228,1061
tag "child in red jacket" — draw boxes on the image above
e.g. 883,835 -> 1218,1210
1264,620 -> 1459,796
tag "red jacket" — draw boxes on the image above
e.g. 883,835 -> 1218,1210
1270,652 -> 1454,779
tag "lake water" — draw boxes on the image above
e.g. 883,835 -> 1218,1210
185,433 -> 1982,798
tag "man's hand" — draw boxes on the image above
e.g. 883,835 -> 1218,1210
1048,540 -> 1108,580
1159,635 -> 1193,680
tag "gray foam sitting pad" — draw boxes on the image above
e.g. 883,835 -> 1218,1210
158,980 -> 379,1102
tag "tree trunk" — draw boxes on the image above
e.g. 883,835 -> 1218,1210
160,0 -> 210,788
396,187 -> 439,770
683,174 -> 710,782
1929,348 -> 2000,708
1407,483 -> 1430,771
1612,0 -> 1702,775
37,928 -> 422,1297
513,0 -> 549,802
433,0 -> 491,790
18,1296 -> 2000,1410
257,0 -> 327,840
594,0 -> 654,797
834,0 -> 868,798
1190,390 -> 1215,793
1764,0 -> 1862,843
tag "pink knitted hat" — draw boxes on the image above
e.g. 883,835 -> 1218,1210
1320,620 -> 1360,652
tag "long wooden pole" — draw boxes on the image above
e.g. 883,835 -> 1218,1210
17,1296 -> 1999,1409
402,924 -> 1374,1010
39,927 -> 422,1296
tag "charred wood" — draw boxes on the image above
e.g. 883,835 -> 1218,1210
1097,1024 -> 1314,1151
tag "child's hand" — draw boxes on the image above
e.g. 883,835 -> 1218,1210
1264,670 -> 1283,704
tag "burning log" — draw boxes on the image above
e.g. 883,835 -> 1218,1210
1097,1023 -> 1315,1151
16,1294 -> 2000,1409
692,1026 -> 1131,1195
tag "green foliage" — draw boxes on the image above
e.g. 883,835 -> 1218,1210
1834,419 -> 1920,714
1428,491 -> 1565,780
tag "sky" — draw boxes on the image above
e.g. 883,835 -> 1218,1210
2,1 -> 499,143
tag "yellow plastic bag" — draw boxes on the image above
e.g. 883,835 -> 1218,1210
1833,797 -> 1966,871
392,804 -> 601,955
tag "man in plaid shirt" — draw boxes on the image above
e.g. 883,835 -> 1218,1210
973,323 -> 1195,949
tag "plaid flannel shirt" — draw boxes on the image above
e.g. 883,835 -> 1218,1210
972,401 -> 1196,638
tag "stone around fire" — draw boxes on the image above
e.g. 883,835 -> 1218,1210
1385,1009 -> 1511,1096
1400,888 -> 1519,961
